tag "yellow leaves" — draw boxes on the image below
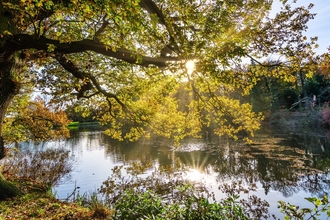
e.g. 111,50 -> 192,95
46,43 -> 56,52
124,127 -> 145,142
70,0 -> 78,5
306,70 -> 314,78
104,128 -> 123,141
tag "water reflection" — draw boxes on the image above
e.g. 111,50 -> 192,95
17,126 -> 330,217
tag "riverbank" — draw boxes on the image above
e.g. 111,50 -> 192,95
0,148 -> 112,219
1,110 -> 330,219
0,191 -> 109,219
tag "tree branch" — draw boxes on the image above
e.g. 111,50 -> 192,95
140,0 -> 181,54
94,15 -> 109,39
11,34 -> 179,67
246,54 -> 284,68
54,53 -> 128,112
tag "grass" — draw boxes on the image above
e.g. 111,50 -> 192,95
67,121 -> 80,127
0,187 -> 113,220
67,121 -> 100,128
0,191 -> 94,219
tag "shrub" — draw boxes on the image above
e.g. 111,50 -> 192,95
1,148 -> 73,191
99,162 -> 272,219
320,105 -> 330,128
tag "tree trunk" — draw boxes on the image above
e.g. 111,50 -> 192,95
0,56 -> 22,199
0,55 -> 21,159
299,71 -> 307,99
0,173 -> 21,200
0,1 -> 24,199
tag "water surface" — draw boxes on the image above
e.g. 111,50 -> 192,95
20,125 -> 330,218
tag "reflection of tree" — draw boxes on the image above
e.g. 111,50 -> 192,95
298,174 -> 330,198
291,133 -> 330,172
202,135 -> 330,198
208,145 -> 300,197
100,131 -> 330,199
28,129 -> 330,200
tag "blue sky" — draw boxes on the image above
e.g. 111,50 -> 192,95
272,0 -> 330,54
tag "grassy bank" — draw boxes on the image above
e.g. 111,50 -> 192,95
0,148 -> 112,219
0,191 -> 107,219
0,171 -> 112,219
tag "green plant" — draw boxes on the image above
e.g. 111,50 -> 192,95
114,190 -> 164,220
278,195 -> 330,219
113,188 -> 252,220
100,162 -> 271,219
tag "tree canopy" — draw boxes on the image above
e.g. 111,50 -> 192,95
0,0 -> 322,156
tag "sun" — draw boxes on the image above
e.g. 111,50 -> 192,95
185,60 -> 196,75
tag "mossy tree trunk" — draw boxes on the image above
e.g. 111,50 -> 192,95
0,59 -> 22,199
0,51 -> 24,198
0,173 -> 21,200
0,55 -> 21,160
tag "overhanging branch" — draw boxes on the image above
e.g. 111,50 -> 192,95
11,34 -> 180,68
55,53 -> 128,112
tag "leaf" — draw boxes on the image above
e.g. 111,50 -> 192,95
305,197 -> 317,203
46,44 -> 56,52
3,30 -> 13,36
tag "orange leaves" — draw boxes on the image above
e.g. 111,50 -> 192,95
4,97 -> 71,143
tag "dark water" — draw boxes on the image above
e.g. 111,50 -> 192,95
20,125 -> 330,218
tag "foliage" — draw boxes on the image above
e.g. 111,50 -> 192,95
251,76 -> 298,112
113,188 -> 252,220
99,161 -> 273,219
305,70 -> 330,104
278,195 -> 330,220
0,0 -> 323,149
279,88 -> 299,109
3,96 -> 71,144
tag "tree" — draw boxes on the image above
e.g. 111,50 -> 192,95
3,96 -> 70,143
249,3 -> 320,110
0,0 -> 320,160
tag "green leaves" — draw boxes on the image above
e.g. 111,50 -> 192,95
278,195 -> 330,219
1,0 -> 323,146
100,164 -> 266,219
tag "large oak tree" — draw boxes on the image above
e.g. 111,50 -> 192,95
0,0 -> 319,161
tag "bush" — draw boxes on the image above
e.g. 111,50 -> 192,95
113,187 -> 252,220
1,148 -> 73,191
320,105 -> 330,128
99,162 -> 272,219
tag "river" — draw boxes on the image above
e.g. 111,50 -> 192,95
17,124 -> 330,218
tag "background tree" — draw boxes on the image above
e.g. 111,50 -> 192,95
249,3 -> 320,110
0,0 -> 321,161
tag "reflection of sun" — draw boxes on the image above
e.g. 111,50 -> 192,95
185,168 -> 205,182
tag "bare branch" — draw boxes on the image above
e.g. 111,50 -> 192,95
94,15 -> 109,39
54,54 -> 128,112
246,54 -> 284,68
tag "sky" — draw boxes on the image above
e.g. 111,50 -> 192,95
272,0 -> 330,55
